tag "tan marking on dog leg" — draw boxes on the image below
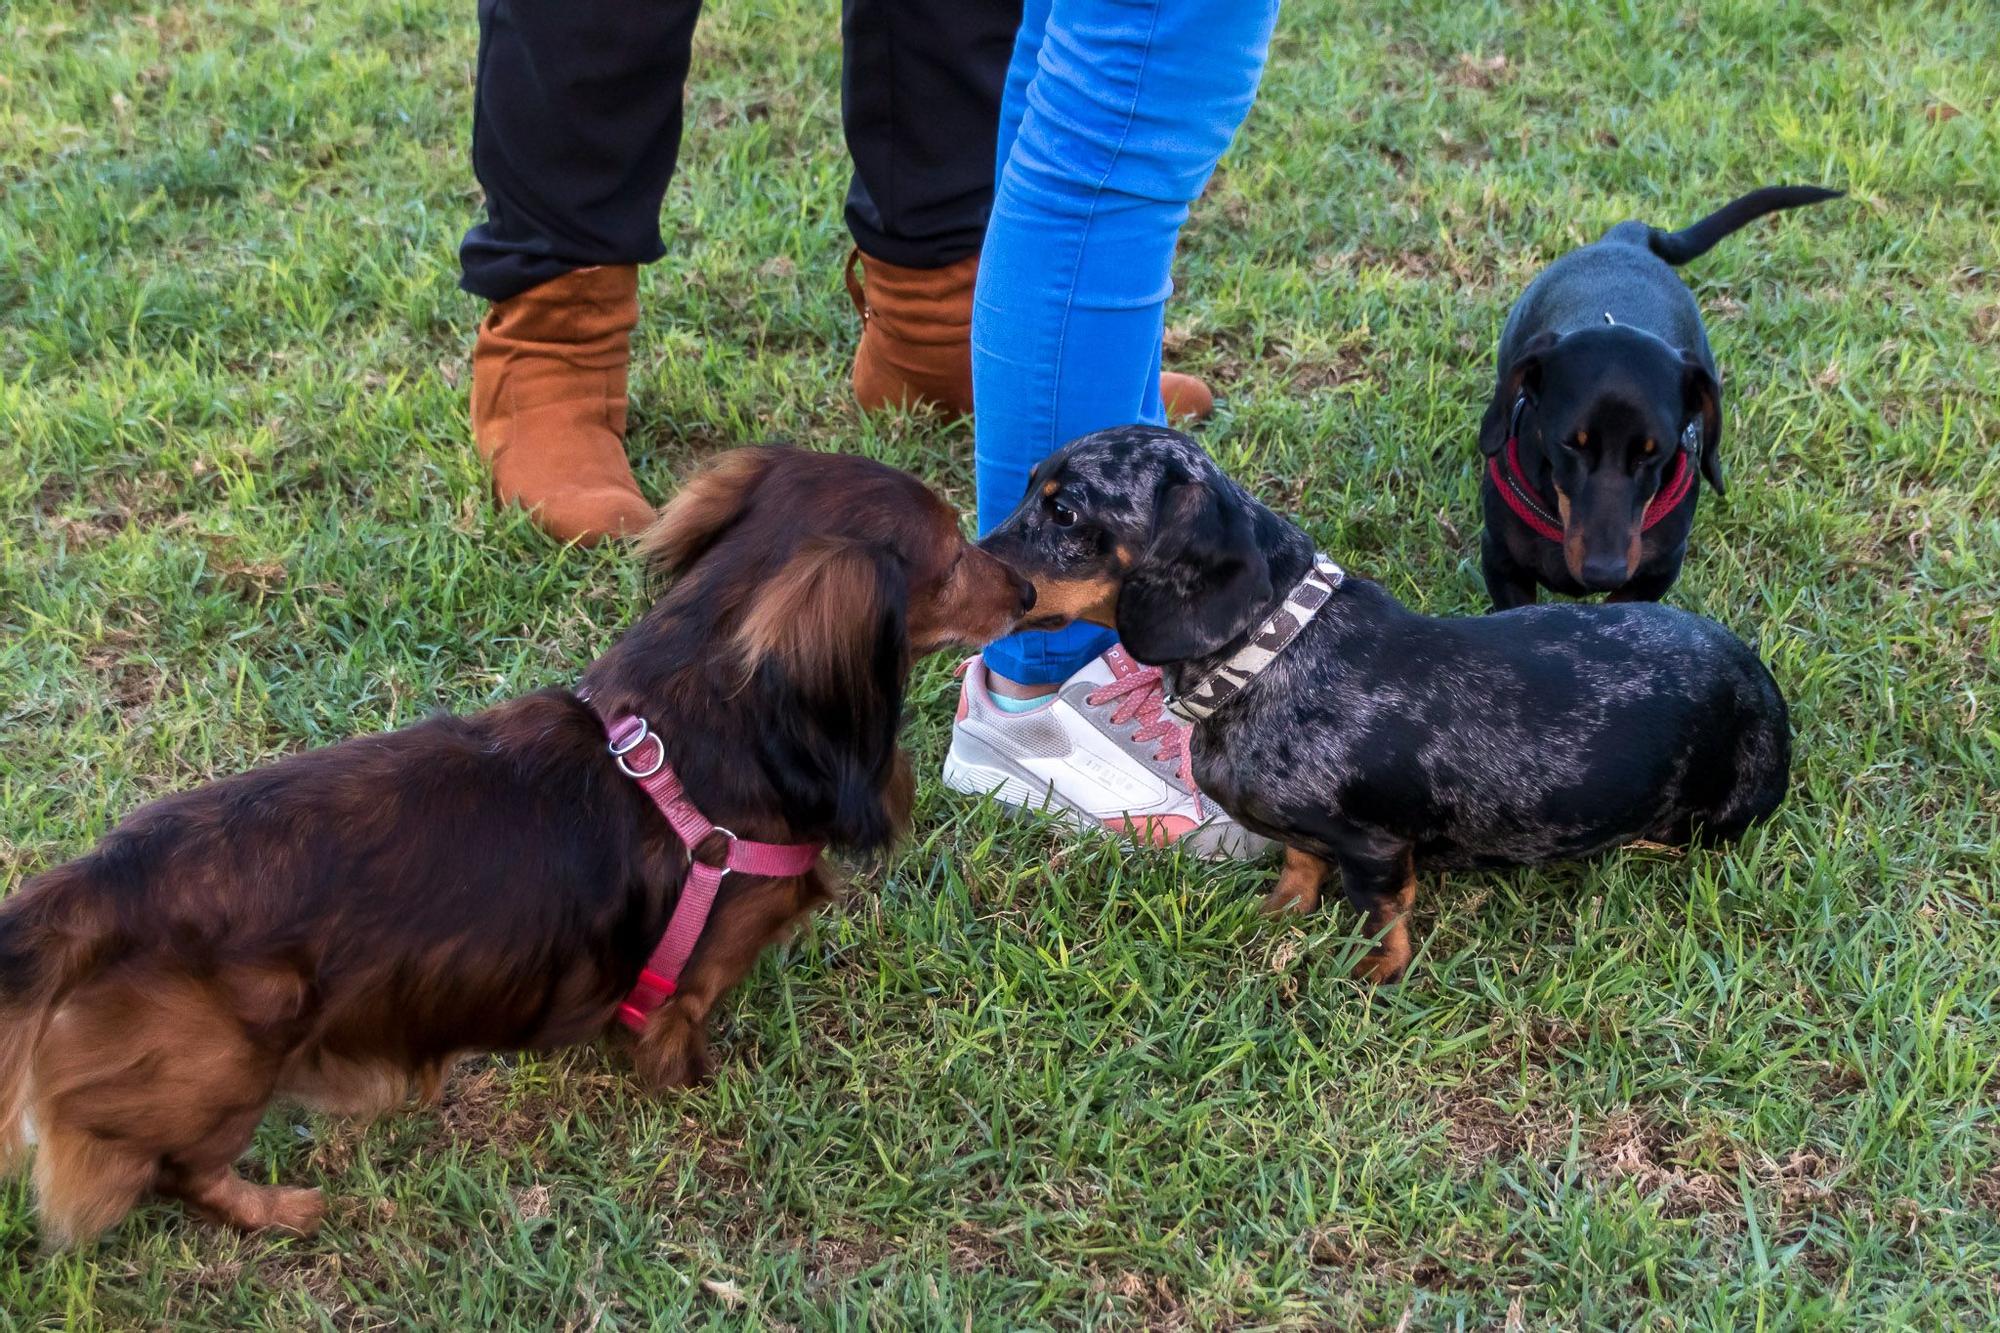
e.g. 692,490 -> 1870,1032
1264,846 -> 1327,914
163,1166 -> 327,1237
631,873 -> 828,1090
1352,853 -> 1418,985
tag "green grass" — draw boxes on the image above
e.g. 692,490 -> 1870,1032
3,0 -> 1997,1326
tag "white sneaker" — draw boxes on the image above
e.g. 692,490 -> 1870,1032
943,647 -> 1275,860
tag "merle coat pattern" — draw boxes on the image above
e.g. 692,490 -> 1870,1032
1478,184 -> 1841,609
983,426 -> 1791,984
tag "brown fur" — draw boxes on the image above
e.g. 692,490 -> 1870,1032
1351,852 -> 1418,985
641,447 -> 778,578
0,446 -> 1031,1247
1023,574 -> 1121,629
1263,847 -> 1327,915
738,538 -> 903,698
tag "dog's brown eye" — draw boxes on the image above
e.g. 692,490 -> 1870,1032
1051,503 -> 1077,527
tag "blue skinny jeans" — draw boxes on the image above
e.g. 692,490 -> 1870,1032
973,0 -> 1281,685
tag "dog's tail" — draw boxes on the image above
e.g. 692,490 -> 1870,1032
1646,185 -> 1844,266
0,866 -> 112,1174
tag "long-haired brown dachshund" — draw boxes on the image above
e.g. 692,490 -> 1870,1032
0,446 -> 1033,1247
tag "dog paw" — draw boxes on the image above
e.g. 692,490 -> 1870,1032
263,1186 -> 329,1237
1350,948 -> 1409,986
1262,883 -> 1320,914
634,1008 -> 711,1090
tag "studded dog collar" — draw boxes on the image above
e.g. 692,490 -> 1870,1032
1165,554 -> 1345,724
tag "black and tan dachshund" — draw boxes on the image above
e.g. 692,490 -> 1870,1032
984,426 -> 1790,984
1479,184 -> 1841,609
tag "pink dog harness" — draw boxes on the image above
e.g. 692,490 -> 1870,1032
598,710 -> 823,1031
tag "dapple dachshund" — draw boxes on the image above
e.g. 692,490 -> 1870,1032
984,426 -> 1790,985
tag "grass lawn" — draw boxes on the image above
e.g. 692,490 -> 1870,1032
3,0 -> 1998,1326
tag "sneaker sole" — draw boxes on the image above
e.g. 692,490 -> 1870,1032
942,733 -> 1274,862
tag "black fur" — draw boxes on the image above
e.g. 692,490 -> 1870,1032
984,427 -> 1792,973
1117,466 -> 1275,662
1478,184 -> 1841,608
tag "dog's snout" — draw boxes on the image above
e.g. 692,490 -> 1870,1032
1016,577 -> 1037,613
1578,552 -> 1631,590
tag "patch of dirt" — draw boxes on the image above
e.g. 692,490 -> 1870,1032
1442,1090 -> 1573,1166
1303,1219 -> 1505,1295
1971,303 -> 1999,345
511,1182 -> 553,1222
1586,1110 -> 1734,1218
945,1221 -> 1007,1274
692,1122 -> 758,1200
1438,1023 -> 1606,1169
34,474 -> 75,516
1448,52 -> 1511,91
79,475 -> 199,534
46,514 -> 121,548
253,1248 -> 399,1332
303,1117 -> 367,1176
1437,1032 -> 1849,1230
1810,1060 -> 1868,1100
1965,1161 -> 2000,1212
433,1061 -> 588,1165
1586,1111 -> 1844,1225
1092,1269 -> 1191,1329
806,1233 -> 890,1281
84,628 -> 165,717
1263,336 -> 1373,394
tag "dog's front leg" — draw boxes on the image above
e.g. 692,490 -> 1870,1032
1264,846 -> 1328,914
630,875 -> 826,1090
1337,845 -> 1418,985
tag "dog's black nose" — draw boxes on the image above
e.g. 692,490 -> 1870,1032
1016,578 -> 1038,613
1579,553 -> 1631,590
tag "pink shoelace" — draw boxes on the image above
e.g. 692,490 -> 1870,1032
1085,666 -> 1204,818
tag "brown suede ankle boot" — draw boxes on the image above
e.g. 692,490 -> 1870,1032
1159,371 -> 1214,422
848,249 -> 977,416
472,265 -> 655,545
846,249 -> 1215,422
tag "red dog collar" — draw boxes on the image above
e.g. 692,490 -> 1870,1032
596,709 -> 822,1031
1489,433 -> 1694,545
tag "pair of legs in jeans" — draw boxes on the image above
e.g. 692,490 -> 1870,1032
975,0 -> 1282,687
459,0 -> 1280,851
938,0 -> 1280,857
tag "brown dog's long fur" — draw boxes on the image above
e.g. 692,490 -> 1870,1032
0,446 -> 1030,1246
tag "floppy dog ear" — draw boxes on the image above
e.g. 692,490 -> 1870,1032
641,448 -> 779,582
1479,330 -> 1562,457
1116,476 -> 1274,665
1682,356 -> 1724,495
738,538 -> 910,850
738,538 -> 908,701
